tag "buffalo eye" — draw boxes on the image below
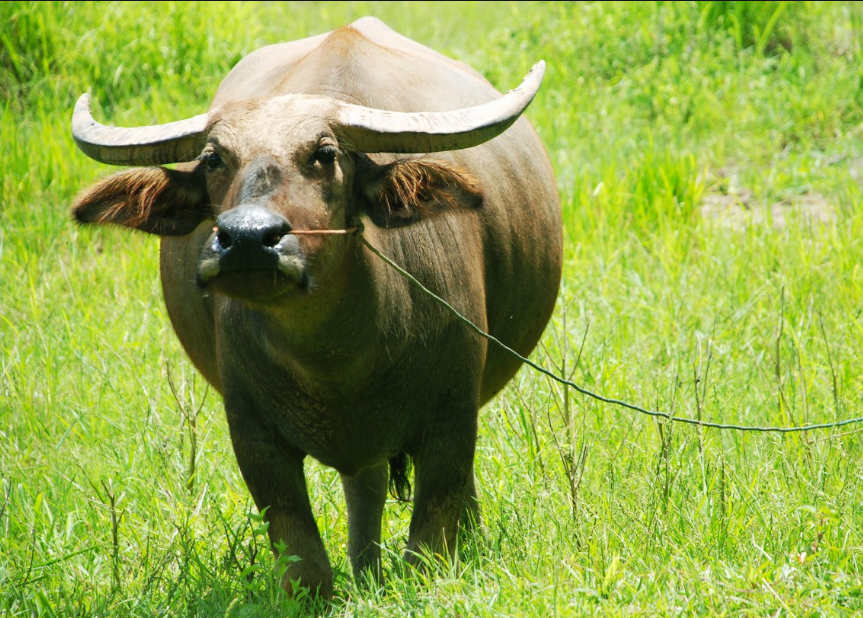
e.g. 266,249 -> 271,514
311,144 -> 338,167
200,150 -> 224,173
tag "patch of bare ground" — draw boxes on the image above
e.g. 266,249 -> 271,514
699,169 -> 837,230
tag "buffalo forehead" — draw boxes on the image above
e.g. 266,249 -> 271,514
208,97 -> 340,162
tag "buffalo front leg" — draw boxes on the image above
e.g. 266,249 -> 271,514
405,414 -> 478,566
461,461 -> 482,533
340,462 -> 388,585
225,402 -> 333,598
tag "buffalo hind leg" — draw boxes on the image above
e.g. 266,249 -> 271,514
340,462 -> 388,586
225,401 -> 333,598
405,413 -> 477,568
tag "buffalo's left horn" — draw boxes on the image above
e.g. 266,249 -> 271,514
335,61 -> 546,154
71,94 -> 213,166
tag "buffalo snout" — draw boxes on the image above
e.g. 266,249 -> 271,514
197,205 -> 307,294
215,206 -> 292,264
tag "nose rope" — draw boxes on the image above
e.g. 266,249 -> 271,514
211,225 -> 360,236
212,219 -> 863,433
352,227 -> 863,435
289,227 -> 359,235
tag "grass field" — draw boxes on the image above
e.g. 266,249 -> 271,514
2,1 -> 863,615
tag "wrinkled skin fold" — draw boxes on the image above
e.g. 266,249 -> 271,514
71,17 -> 563,599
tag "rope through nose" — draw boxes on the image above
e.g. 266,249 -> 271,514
354,230 -> 863,434
211,226 -> 361,236
289,227 -> 359,235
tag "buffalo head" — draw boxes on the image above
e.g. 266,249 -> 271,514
72,64 -> 544,303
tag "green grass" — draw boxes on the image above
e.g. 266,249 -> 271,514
2,1 -> 863,615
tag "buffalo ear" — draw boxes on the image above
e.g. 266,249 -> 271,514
359,158 -> 483,228
72,165 -> 211,236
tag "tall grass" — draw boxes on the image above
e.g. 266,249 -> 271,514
2,1 -> 862,615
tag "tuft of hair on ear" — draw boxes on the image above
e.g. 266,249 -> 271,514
361,157 -> 483,228
72,165 -> 210,236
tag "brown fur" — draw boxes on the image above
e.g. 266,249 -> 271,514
361,158 -> 483,228
73,166 -> 211,236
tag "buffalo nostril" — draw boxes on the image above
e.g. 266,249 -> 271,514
216,230 -> 233,249
262,231 -> 284,247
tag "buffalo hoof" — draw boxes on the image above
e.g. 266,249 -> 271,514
281,560 -> 334,600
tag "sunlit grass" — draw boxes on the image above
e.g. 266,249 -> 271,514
2,1 -> 863,615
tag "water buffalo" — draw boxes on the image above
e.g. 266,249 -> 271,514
71,17 -> 562,597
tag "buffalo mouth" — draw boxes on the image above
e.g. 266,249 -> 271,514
200,268 -> 310,301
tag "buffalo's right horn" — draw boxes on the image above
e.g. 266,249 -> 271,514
71,94 -> 213,166
334,61 -> 546,154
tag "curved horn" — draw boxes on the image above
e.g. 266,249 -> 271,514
336,61 -> 545,154
71,94 -> 212,166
